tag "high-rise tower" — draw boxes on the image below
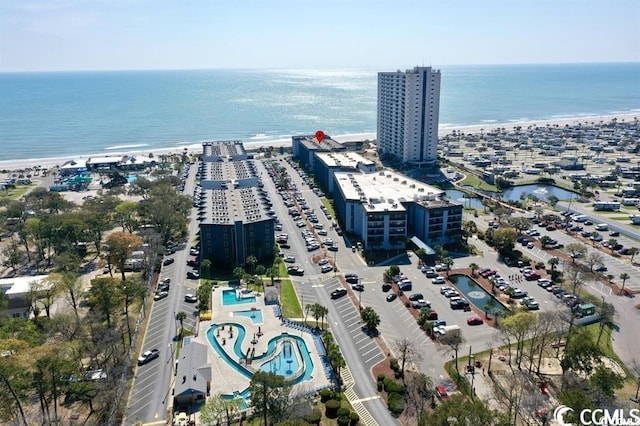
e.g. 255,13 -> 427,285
377,66 -> 441,164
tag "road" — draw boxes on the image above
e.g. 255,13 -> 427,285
123,162 -> 201,425
259,158 -> 396,424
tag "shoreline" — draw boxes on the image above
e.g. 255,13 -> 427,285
1,112 -> 637,173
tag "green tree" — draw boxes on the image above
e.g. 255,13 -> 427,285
360,307 -> 380,334
629,247 -> 639,263
104,231 -> 143,282
200,258 -> 212,279
175,311 -> 187,339
561,329 -> 603,386
547,195 -> 560,207
137,183 -> 192,244
469,262 -> 479,277
607,238 -> 619,254
249,371 -> 293,425
559,389 -> 596,425
114,201 -> 139,233
246,255 -> 258,275
442,257 -> 454,276
492,228 -> 517,255
502,312 -> 536,370
590,365 -> 625,402
418,394 -> 511,426
86,277 -> 121,328
120,279 -> 146,344
1,240 -> 23,274
233,266 -> 245,286
619,272 -> 630,293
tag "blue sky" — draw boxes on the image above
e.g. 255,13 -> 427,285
1,0 -> 638,72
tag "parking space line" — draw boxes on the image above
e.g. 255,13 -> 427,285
361,346 -> 381,358
365,352 -> 384,365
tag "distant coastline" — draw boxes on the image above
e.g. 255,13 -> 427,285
1,112 -> 637,173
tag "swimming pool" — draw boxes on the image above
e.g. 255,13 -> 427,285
222,289 -> 256,306
233,308 -> 263,324
206,324 -> 314,384
259,340 -> 301,378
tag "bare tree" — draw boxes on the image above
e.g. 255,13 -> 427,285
405,373 -> 434,420
441,333 -> 464,372
585,251 -> 604,273
393,337 -> 421,382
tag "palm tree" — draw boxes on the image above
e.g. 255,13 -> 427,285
176,311 -> 187,338
201,258 -> 212,279
246,255 -> 258,275
484,298 -> 496,319
548,256 -> 559,273
629,247 -> 639,264
319,305 -> 329,329
469,262 -> 479,277
620,273 -> 630,294
233,266 -> 245,287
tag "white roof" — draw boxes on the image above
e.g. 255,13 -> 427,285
87,156 -> 122,165
60,159 -> 87,169
0,275 -> 50,296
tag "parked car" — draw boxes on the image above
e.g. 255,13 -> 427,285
432,277 -> 446,285
184,294 -> 197,303
386,293 -> 397,302
594,265 -> 608,272
186,270 -> 200,279
137,349 -> 160,366
467,316 -> 484,326
163,258 -> 175,266
154,291 -> 169,301
284,255 -> 296,263
321,265 -> 334,273
351,283 -> 365,291
330,288 -> 347,299
409,293 -> 424,301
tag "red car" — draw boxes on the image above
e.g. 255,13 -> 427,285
467,316 -> 483,326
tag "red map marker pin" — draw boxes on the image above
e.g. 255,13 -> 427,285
315,130 -> 325,144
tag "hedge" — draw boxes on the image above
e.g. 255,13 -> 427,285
325,399 -> 341,418
388,392 -> 405,415
337,416 -> 350,426
350,411 -> 360,425
319,389 -> 331,403
383,377 -> 405,395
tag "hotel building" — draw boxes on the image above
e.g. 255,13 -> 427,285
377,66 -> 441,164
332,170 -> 462,250
197,141 -> 275,270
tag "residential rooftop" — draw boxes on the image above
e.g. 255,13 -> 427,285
315,151 -> 375,169
334,169 -> 449,213
200,159 -> 257,183
202,141 -> 247,159
293,134 -> 345,151
196,186 -> 273,225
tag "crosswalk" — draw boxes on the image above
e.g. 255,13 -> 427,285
340,366 -> 379,426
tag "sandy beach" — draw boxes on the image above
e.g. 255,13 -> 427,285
1,112 -> 637,174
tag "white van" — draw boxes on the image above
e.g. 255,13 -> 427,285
572,215 -> 587,223
595,223 -> 608,231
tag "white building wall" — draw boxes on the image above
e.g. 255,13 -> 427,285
377,67 -> 441,164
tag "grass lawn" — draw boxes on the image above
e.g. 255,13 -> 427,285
280,279 -> 302,318
0,184 -> 34,201
458,174 -> 499,192
320,197 -> 336,218
581,323 -> 621,366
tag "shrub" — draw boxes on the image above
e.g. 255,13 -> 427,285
383,377 -> 405,394
376,373 -> 386,382
389,358 -> 399,372
304,408 -> 322,425
337,416 -> 350,426
319,389 -> 331,403
350,411 -> 360,425
388,392 -> 405,415
337,408 -> 350,418
331,392 -> 342,401
325,399 -> 341,418
377,381 -> 383,391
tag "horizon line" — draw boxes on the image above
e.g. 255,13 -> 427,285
1,61 -> 639,75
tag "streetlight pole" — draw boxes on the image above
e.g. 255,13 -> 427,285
358,278 -> 362,311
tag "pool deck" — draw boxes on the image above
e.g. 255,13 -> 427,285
189,285 -> 330,399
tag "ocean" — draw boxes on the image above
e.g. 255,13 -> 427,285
0,63 -> 639,161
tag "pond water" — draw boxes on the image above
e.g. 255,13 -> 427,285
449,274 -> 508,315
499,184 -> 575,202
445,189 -> 485,210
